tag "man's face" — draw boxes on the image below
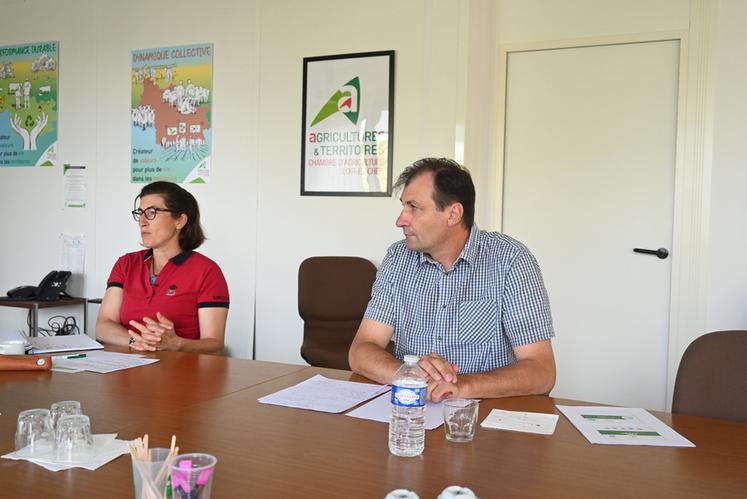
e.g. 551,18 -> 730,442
396,172 -> 452,255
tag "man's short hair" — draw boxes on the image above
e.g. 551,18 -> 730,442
394,158 -> 475,228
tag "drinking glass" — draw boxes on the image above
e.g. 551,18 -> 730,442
443,399 -> 480,442
170,453 -> 217,499
55,414 -> 94,463
15,408 -> 55,455
50,400 -> 82,429
131,448 -> 172,499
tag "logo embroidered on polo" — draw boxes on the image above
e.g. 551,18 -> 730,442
166,284 -> 177,296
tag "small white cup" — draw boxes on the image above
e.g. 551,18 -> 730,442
0,340 -> 26,355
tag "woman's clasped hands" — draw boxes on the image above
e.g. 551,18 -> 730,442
128,312 -> 183,352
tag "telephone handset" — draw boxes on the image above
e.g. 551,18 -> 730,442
6,270 -> 72,301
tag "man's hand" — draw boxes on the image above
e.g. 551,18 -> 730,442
427,379 -> 461,402
418,352 -> 459,383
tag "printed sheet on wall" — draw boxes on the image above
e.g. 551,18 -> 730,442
131,43 -> 213,184
0,41 -> 58,168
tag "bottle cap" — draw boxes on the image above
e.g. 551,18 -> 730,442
384,489 -> 420,499
403,355 -> 420,364
437,485 -> 477,498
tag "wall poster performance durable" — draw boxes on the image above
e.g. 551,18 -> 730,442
0,41 -> 58,167
131,43 -> 213,184
301,51 -> 394,196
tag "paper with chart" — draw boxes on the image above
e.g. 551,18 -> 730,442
557,405 -> 695,447
346,392 -> 445,430
258,374 -> 389,413
480,408 -> 559,435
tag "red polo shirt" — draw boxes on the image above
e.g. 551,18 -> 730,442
106,249 -> 229,340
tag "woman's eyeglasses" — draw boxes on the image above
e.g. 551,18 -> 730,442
131,207 -> 177,221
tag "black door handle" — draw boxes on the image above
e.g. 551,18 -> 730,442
633,247 -> 669,259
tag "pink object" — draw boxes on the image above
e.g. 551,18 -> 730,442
197,468 -> 213,485
172,460 -> 193,492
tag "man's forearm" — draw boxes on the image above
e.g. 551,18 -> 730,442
349,341 -> 402,385
453,357 -> 556,399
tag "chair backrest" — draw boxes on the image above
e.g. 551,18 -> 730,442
298,256 -> 377,370
672,330 -> 747,421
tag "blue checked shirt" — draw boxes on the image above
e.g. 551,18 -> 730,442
364,225 -> 555,374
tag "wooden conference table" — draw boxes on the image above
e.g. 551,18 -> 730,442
1,351 -> 746,498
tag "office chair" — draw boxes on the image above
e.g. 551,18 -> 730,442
672,330 -> 747,421
298,256 -> 377,370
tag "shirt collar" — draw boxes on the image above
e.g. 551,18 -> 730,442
142,248 -> 193,266
459,224 -> 480,265
417,224 -> 480,268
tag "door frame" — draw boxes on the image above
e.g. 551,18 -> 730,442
493,4 -> 718,410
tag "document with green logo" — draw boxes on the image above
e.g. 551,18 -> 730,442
557,405 -> 695,447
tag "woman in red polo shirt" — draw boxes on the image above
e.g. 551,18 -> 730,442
96,181 -> 229,354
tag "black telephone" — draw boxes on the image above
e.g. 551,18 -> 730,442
6,270 -> 72,301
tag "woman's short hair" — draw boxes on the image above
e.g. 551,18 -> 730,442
136,181 -> 206,250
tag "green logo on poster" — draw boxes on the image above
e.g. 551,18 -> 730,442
310,77 -> 360,126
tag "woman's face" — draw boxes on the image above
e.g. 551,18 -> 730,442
137,194 -> 186,251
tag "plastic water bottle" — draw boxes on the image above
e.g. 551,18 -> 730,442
389,355 -> 427,457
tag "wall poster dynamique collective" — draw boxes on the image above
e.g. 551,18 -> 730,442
131,43 -> 213,184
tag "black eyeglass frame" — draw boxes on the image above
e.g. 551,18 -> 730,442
131,207 -> 179,221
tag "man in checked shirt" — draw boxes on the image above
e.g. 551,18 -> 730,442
349,158 -> 556,402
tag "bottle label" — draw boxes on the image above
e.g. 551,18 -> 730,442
391,385 -> 426,407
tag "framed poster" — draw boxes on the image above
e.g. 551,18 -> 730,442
0,41 -> 58,167
131,43 -> 213,184
301,50 -> 394,196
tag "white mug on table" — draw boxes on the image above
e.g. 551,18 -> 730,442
0,340 -> 27,355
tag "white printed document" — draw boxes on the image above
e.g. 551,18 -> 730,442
257,374 -> 390,413
557,405 -> 695,447
52,351 -> 159,374
346,392 -> 445,430
480,409 -> 559,435
26,334 -> 104,354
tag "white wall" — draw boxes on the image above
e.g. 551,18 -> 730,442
1,1 -> 745,383
707,0 -> 747,331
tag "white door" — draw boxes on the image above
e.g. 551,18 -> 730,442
502,40 -> 679,410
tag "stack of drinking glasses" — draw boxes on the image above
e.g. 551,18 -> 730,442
14,400 -> 94,464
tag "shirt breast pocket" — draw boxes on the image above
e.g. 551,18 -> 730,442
458,300 -> 497,345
